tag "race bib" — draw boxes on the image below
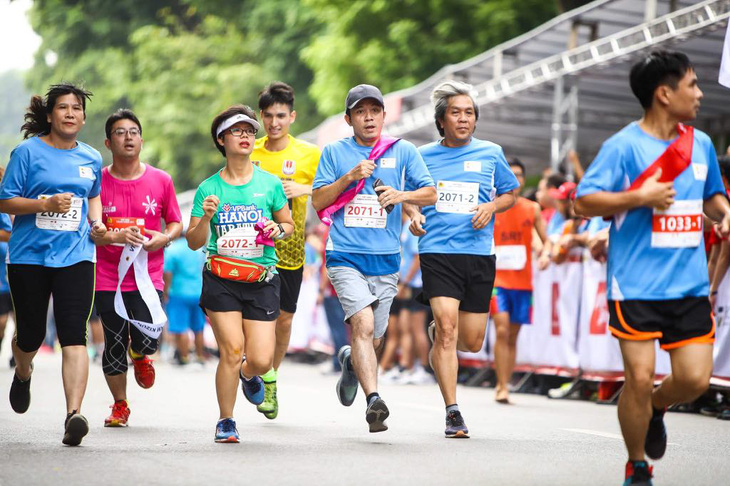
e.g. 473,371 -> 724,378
651,199 -> 703,248
495,245 -> 527,270
435,181 -> 479,214
344,194 -> 387,228
36,195 -> 83,231
107,217 -> 146,246
217,226 -> 263,258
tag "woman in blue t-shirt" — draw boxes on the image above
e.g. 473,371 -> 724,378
0,83 -> 107,447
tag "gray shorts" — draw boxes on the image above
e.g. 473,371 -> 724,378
326,266 -> 398,339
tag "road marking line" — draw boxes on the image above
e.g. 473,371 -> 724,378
564,428 -> 678,446
563,428 -> 624,440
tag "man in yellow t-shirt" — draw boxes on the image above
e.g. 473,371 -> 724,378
251,82 -> 321,420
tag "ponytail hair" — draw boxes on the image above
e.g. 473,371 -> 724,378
21,83 -> 93,139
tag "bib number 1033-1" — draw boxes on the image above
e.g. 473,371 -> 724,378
651,199 -> 702,248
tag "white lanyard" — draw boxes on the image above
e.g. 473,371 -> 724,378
114,240 -> 167,339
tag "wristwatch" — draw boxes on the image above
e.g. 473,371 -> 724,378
164,233 -> 172,247
275,223 -> 286,239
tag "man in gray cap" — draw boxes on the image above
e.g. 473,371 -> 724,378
312,84 -> 436,433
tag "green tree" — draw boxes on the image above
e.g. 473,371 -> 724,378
301,0 -> 558,114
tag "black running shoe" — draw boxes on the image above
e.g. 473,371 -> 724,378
365,398 -> 390,433
9,368 -> 32,414
644,407 -> 667,460
445,410 -> 469,438
62,412 -> 89,446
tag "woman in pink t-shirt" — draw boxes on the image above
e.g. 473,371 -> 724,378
92,109 -> 182,427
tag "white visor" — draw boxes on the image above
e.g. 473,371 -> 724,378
215,113 -> 261,138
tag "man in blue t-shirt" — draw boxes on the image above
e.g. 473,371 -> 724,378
405,80 -> 519,438
575,51 -> 730,485
312,84 -> 436,433
163,235 -> 207,366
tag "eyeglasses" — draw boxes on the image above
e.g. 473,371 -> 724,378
112,128 -> 141,137
228,127 -> 257,138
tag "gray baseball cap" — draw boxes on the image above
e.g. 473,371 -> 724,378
345,84 -> 385,111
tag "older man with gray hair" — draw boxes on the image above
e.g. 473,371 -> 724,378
406,80 -> 519,438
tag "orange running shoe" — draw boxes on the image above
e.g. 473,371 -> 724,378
131,354 -> 156,389
104,400 -> 130,427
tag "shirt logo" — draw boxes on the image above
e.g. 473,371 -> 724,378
142,195 -> 157,215
692,163 -> 707,181
253,193 -> 265,197
103,203 -> 117,214
380,158 -> 396,169
252,160 -> 261,167
282,159 -> 296,175
464,161 -> 481,172
79,166 -> 96,180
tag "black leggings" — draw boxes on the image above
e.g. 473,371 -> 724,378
8,262 -> 95,351
96,290 -> 161,376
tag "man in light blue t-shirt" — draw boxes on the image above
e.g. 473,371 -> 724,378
575,50 -> 730,485
312,84 -> 436,433
405,80 -> 519,439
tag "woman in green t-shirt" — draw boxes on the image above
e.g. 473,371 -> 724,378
187,105 -> 294,443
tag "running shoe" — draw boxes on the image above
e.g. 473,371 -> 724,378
427,321 -> 436,369
104,400 -> 130,427
239,366 -> 265,405
257,380 -> 278,420
62,412 -> 89,446
445,410 -> 470,438
644,407 -> 667,460
130,353 -> 155,389
336,345 -> 358,407
365,397 -> 390,433
214,418 -> 240,443
623,461 -> 653,485
9,364 -> 32,414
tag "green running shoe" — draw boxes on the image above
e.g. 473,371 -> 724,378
257,380 -> 278,420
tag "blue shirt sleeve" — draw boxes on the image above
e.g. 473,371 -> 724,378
0,145 -> 30,200
0,213 -> 11,232
576,139 -> 627,197
403,146 -> 434,191
703,143 -> 724,200
494,148 -> 519,194
312,145 -> 337,190
89,157 -> 102,198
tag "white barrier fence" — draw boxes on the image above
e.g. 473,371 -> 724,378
460,250 -> 730,385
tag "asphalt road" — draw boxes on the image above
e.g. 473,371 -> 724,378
1,350 -> 728,486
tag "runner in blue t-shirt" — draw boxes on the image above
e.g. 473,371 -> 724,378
575,51 -> 730,485
406,80 -> 519,438
0,83 -> 107,447
312,84 -> 436,433
164,235 -> 207,366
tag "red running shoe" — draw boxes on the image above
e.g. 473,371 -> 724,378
131,354 -> 156,389
104,400 -> 130,427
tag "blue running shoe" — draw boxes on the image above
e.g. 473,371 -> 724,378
645,407 -> 667,460
623,461 -> 653,485
240,370 -> 265,405
215,418 -> 239,443
445,410 -> 469,438
336,345 -> 358,407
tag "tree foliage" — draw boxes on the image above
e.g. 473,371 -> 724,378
20,0 -> 557,190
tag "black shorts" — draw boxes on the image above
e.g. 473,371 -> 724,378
278,266 -> 304,314
8,261 -> 95,351
200,269 -> 281,321
608,297 -> 715,350
0,292 -> 12,315
418,254 -> 496,314
389,286 -> 429,315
